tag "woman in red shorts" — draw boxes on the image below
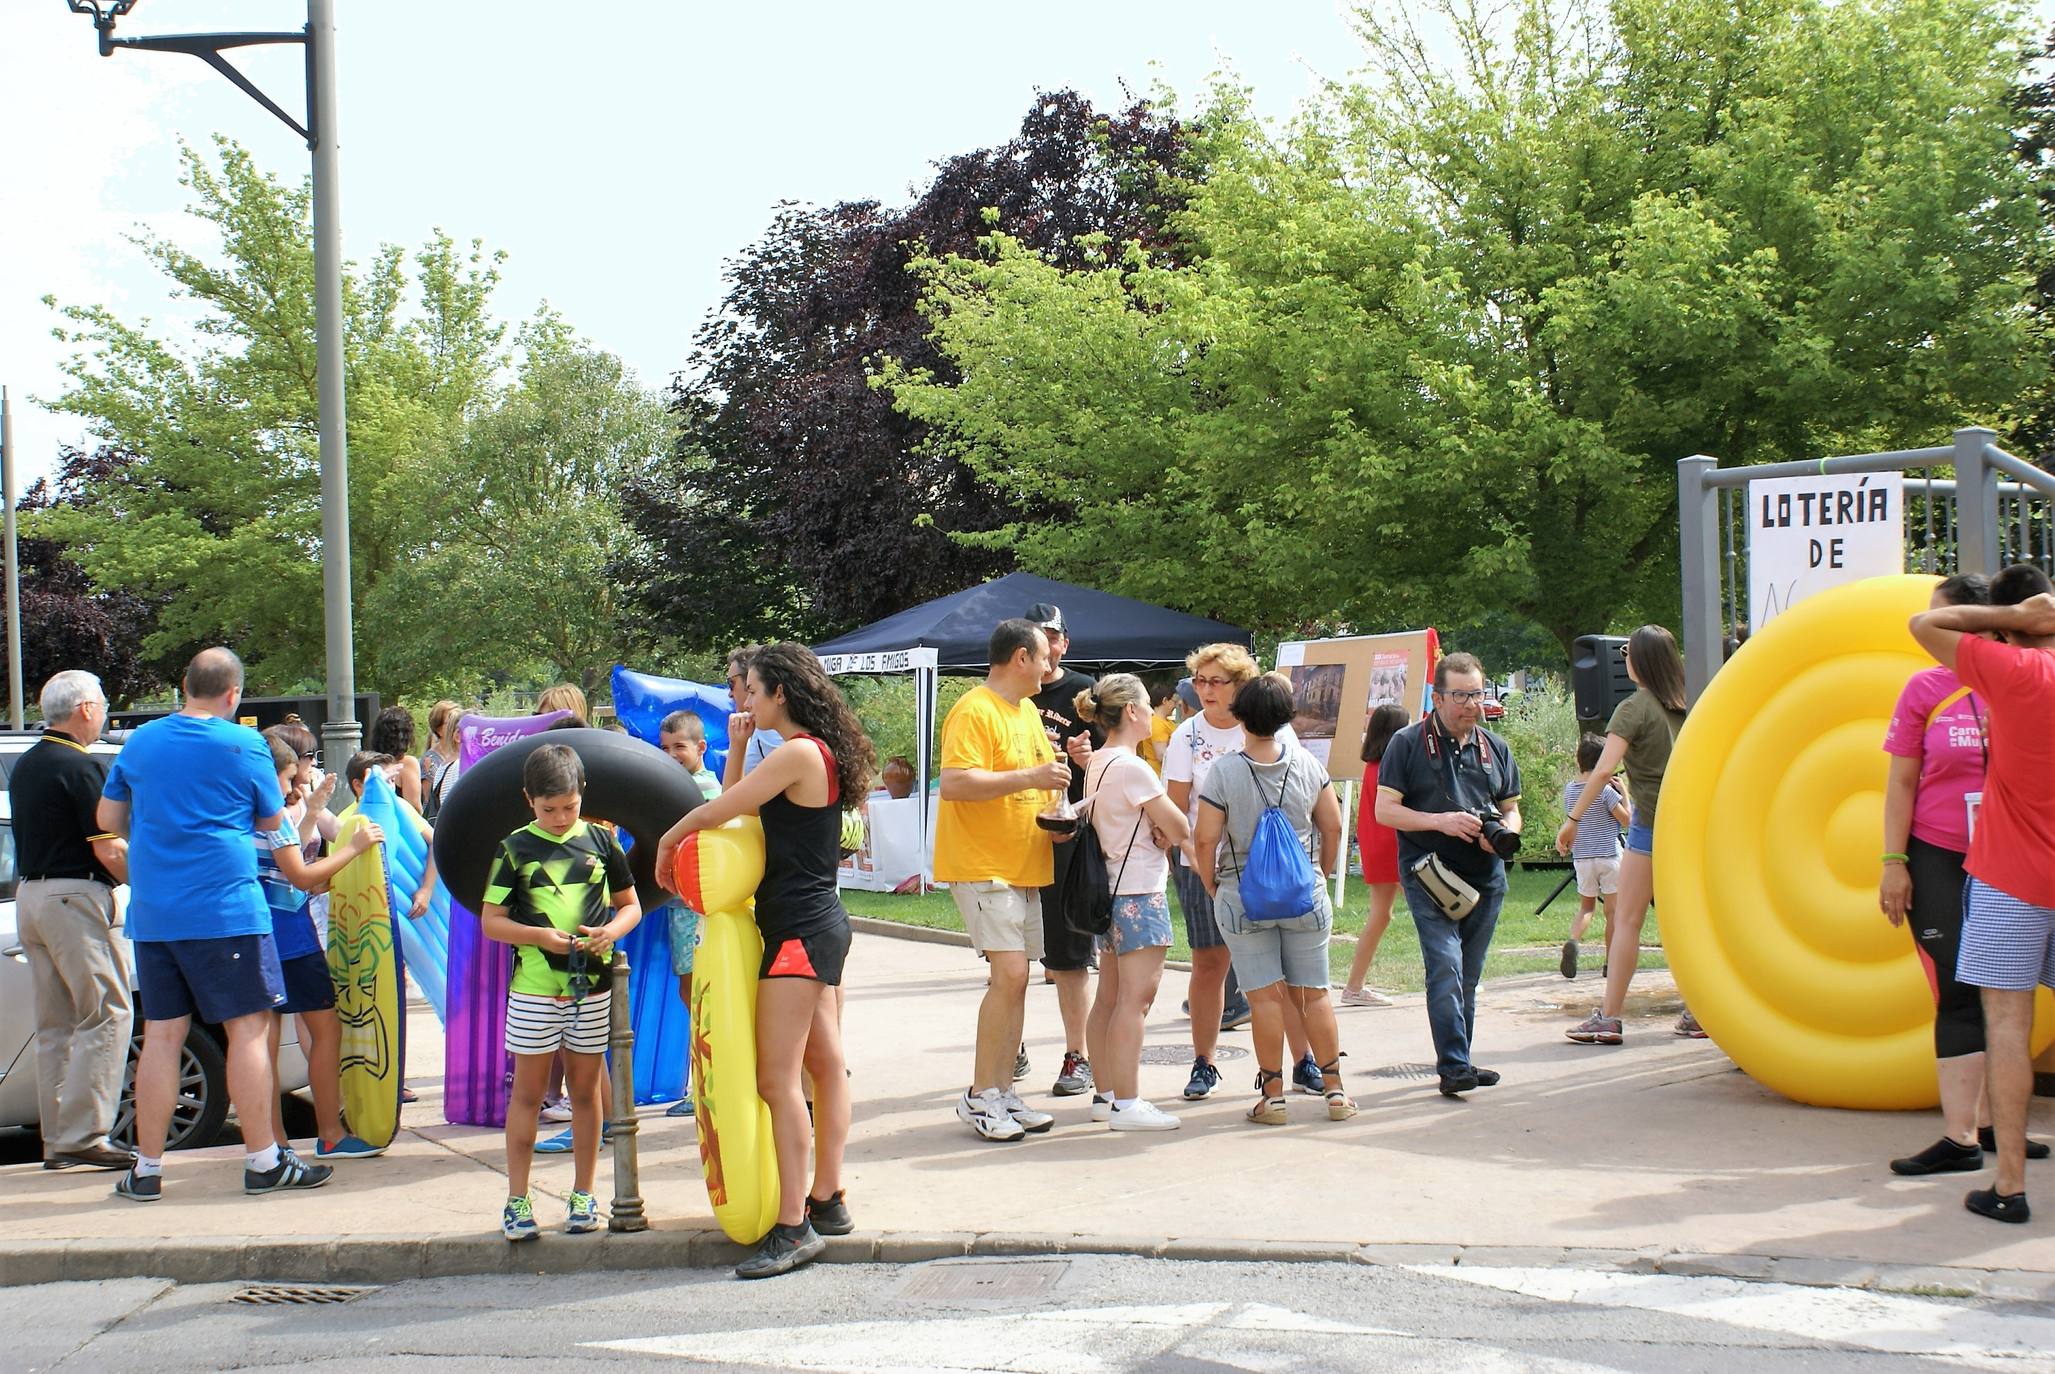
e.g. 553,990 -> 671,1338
1341,704 -> 1409,1007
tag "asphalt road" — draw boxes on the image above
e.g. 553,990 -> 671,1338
8,1255 -> 2052,1373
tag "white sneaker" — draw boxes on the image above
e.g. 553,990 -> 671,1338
1339,986 -> 1393,1008
1109,1099 -> 1182,1132
1090,1094 -> 1113,1123
957,1089 -> 1026,1141
539,1098 -> 574,1124
998,1090 -> 1055,1134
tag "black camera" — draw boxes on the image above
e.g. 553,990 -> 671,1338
1475,808 -> 1521,860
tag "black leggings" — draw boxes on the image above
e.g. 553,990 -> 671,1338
1907,837 -> 1984,1060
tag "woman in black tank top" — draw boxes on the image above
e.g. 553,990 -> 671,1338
654,643 -> 875,1279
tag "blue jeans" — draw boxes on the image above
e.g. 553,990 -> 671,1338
1401,867 -> 1506,1078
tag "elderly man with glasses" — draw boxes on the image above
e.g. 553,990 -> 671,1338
9,669 -> 135,1169
1375,652 -> 1524,1098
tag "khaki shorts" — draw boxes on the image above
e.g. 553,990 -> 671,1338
951,880 -> 1044,960
1574,855 -> 1620,898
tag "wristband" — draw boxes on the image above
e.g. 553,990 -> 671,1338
1881,852 -> 1910,865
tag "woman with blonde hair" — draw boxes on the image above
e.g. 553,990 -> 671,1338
1076,673 -> 1192,1131
423,700 -> 464,821
537,683 -> 590,726
1161,643 -> 1319,1100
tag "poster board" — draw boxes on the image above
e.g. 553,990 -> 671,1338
1747,472 -> 1903,629
836,794 -> 928,893
1273,629 -> 1436,782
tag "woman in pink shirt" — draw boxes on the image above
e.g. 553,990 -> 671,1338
1879,573 -> 2046,1176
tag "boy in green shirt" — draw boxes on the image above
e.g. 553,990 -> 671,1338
480,744 -> 641,1240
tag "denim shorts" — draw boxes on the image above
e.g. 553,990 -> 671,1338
668,903 -> 703,978
1626,808 -> 1655,856
278,951 -> 336,1015
135,933 -> 286,1023
1098,891 -> 1174,957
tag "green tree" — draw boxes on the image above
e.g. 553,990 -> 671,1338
33,136 -> 504,687
361,313 -> 677,697
883,0 -> 2045,651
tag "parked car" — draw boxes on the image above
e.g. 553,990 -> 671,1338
0,733 -> 309,1151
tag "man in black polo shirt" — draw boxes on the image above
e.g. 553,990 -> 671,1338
1376,652 -> 1523,1097
9,670 -> 134,1169
1026,602 -> 1103,1097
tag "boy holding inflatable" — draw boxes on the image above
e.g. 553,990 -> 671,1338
479,744 -> 643,1241
660,709 -> 720,1118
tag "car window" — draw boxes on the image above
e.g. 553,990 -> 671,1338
0,822 -> 15,901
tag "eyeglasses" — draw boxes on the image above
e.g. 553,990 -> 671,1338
299,751 -> 322,766
1191,676 -> 1234,689
1438,689 -> 1487,704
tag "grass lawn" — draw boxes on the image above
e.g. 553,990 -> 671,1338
842,864 -> 1667,995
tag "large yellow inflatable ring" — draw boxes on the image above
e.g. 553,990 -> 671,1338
1658,574 -> 2055,1110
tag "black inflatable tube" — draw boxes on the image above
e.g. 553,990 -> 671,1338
431,727 -> 707,913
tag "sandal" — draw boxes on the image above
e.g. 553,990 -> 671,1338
1247,1069 -> 1287,1126
1320,1059 -> 1358,1121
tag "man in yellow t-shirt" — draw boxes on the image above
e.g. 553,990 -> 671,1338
936,618 -> 1072,1141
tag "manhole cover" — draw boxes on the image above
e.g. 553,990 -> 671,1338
896,1260 -> 1070,1304
230,1285 -> 376,1306
1141,1044 -> 1247,1065
1363,1062 -> 1438,1080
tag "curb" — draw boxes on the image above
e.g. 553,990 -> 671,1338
3,1231 -> 2049,1301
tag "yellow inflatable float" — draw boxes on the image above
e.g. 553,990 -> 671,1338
675,816 -> 780,1243
1658,573 -> 2055,1110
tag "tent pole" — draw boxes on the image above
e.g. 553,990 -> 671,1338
917,664 -> 936,894
1333,780 -> 1351,912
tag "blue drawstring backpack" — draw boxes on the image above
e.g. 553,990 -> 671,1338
1235,754 -> 1321,922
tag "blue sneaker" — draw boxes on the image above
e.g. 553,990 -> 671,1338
565,1189 -> 601,1234
1292,1054 -> 1323,1095
315,1134 -> 387,1161
665,1096 -> 695,1117
535,1125 -> 614,1154
502,1194 -> 539,1242
1183,1056 -> 1220,1100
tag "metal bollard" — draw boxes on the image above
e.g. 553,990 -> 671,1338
606,948 -> 648,1232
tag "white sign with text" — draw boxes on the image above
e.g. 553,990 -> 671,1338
1748,472 -> 1903,628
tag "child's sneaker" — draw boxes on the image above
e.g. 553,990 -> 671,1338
502,1194 -> 540,1242
564,1190 -> 601,1234
315,1134 -> 386,1161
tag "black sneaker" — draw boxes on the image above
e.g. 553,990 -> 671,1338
1183,1057 -> 1220,1100
1471,1067 -> 1501,1087
113,1167 -> 161,1203
244,1152 -> 333,1195
736,1221 -> 826,1279
1438,1071 -> 1479,1098
806,1191 -> 853,1236
1892,1137 -> 1983,1176
1978,1127 -> 2052,1160
1965,1187 -> 2031,1224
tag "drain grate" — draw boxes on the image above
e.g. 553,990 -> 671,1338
230,1285 -> 377,1306
1363,1062 -> 1438,1080
896,1260 -> 1070,1304
1141,1044 -> 1247,1065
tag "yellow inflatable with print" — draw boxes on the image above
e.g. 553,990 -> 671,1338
1657,574 -> 2055,1110
675,816 -> 779,1243
325,809 -> 403,1149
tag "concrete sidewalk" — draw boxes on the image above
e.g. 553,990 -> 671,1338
2,930 -> 2050,1292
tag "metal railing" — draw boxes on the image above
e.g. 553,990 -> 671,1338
1679,428 -> 2055,702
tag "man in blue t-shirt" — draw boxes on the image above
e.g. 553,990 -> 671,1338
97,647 -> 329,1202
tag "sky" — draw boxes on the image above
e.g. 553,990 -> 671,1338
0,1 -> 1363,492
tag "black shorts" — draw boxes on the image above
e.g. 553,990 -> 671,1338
1038,838 -> 1095,971
759,921 -> 851,986
278,951 -> 337,1015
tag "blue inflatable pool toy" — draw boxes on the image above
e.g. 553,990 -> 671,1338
356,769 -> 451,1022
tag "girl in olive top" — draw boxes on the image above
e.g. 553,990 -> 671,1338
1559,625 -> 1695,1045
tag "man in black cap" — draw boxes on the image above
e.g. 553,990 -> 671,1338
1026,602 -> 1103,1098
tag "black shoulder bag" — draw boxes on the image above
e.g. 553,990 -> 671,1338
1061,759 -> 1145,937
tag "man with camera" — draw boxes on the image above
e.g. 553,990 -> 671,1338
1375,653 -> 1523,1097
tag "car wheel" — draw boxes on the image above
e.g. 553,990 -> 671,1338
109,1024 -> 230,1152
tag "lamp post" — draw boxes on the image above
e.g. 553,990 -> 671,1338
66,0 -> 360,762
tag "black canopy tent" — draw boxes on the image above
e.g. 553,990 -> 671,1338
813,571 -> 1251,670
812,572 -> 1254,882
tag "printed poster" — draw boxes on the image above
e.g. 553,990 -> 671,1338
1274,629 -> 1436,782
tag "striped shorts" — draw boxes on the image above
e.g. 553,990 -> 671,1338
505,990 -> 611,1057
1958,879 -> 2055,992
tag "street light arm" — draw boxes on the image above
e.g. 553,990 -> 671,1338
100,31 -> 316,147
